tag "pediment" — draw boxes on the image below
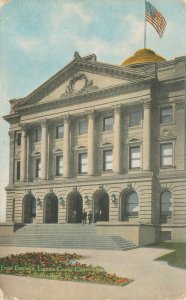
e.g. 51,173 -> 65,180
14,52 -> 152,110
126,137 -> 142,143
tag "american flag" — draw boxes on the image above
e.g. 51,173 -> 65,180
145,1 -> 167,37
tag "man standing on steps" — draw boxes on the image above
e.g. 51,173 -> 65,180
88,210 -> 92,224
82,209 -> 87,225
72,210 -> 77,224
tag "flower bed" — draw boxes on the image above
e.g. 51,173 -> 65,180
0,252 -> 131,286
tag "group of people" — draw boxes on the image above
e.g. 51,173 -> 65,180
72,209 -> 104,224
72,209 -> 93,225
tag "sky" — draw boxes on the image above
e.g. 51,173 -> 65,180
0,0 -> 186,221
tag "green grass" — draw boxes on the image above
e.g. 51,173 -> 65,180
149,242 -> 186,269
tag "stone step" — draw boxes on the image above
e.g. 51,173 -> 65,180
0,224 -> 137,251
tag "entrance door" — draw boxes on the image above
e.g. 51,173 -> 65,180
67,192 -> 83,223
23,194 -> 36,223
44,193 -> 58,223
94,190 -> 109,222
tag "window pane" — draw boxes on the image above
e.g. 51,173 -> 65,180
161,191 -> 172,217
16,161 -> 20,180
104,150 -> 112,171
79,153 -> 87,174
160,107 -> 172,123
56,156 -> 63,175
35,128 -> 41,142
16,133 -> 21,146
129,111 -> 142,127
126,192 -> 139,216
79,119 -> 88,135
35,159 -> 41,177
130,147 -> 140,168
103,117 -> 113,131
160,143 -> 173,166
56,126 -> 64,139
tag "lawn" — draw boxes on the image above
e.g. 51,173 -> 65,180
149,242 -> 186,269
0,252 -> 131,286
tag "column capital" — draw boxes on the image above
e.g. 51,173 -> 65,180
86,109 -> 95,119
63,114 -> 70,123
143,100 -> 151,109
41,119 -> 48,128
175,99 -> 185,110
8,130 -> 15,140
113,104 -> 122,114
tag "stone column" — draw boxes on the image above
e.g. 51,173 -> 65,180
20,126 -> 27,182
143,100 -> 151,170
87,110 -> 95,176
63,115 -> 70,178
113,105 -> 121,173
8,130 -> 15,185
41,119 -> 48,180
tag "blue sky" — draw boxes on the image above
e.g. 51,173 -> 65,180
0,0 -> 185,221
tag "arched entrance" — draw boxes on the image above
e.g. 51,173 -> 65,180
120,190 -> 139,221
44,193 -> 58,223
23,194 -> 36,223
67,192 -> 83,223
93,190 -> 109,222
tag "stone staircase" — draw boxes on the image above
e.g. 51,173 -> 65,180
0,224 -> 137,251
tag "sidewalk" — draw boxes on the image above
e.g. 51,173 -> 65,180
0,246 -> 186,300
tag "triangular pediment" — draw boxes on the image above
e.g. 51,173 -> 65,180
15,52 -> 154,110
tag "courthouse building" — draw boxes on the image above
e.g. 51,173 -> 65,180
3,48 -> 186,246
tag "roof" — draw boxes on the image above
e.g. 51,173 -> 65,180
122,48 -> 166,67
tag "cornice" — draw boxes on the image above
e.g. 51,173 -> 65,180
3,113 -> 20,123
16,79 -> 153,114
14,59 -> 156,110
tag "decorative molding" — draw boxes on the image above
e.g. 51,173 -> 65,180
41,119 -> 48,128
65,72 -> 98,96
175,100 -> 185,110
125,136 -> 142,144
143,99 -> 151,109
159,128 -> 177,140
15,79 -> 153,115
113,104 -> 122,114
86,109 -> 95,119
73,145 -> 87,151
8,130 -> 15,139
99,141 -> 113,148
63,114 -> 70,123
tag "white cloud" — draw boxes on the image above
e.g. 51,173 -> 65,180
50,2 -> 91,29
16,37 -> 42,52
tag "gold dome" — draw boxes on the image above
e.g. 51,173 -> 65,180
122,48 -> 166,67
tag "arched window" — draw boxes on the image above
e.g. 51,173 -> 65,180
125,191 -> 139,217
160,191 -> 172,222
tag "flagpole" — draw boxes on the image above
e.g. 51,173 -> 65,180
144,0 -> 146,48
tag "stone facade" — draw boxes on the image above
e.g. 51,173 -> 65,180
3,52 -> 186,246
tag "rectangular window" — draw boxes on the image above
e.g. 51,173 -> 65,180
130,146 -> 141,169
16,132 -> 21,146
160,106 -> 173,123
103,117 -> 113,131
160,143 -> 173,167
35,158 -> 41,178
56,156 -> 63,176
56,125 -> 64,139
35,128 -> 41,143
129,110 -> 142,127
79,118 -> 88,135
16,161 -> 21,180
103,150 -> 113,171
78,153 -> 87,174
